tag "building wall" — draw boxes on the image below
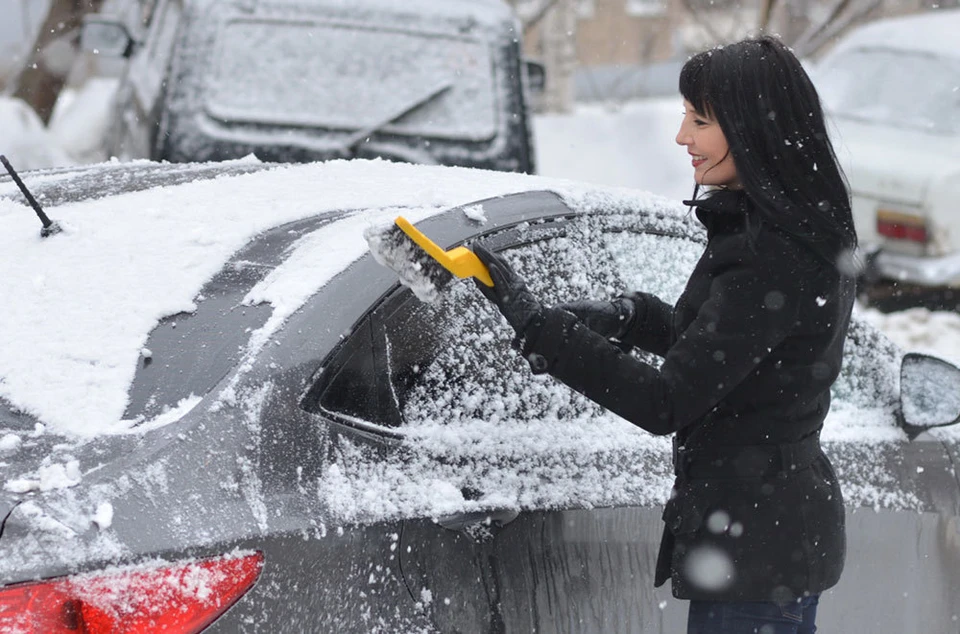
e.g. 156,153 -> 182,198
523,0 -> 677,67
521,0 -> 939,69
575,0 -> 674,66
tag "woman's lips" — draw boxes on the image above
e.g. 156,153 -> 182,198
692,158 -> 706,168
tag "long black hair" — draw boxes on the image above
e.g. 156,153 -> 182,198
679,36 -> 858,265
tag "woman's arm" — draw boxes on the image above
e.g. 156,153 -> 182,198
617,291 -> 675,357
522,261 -> 803,436
554,293 -> 675,356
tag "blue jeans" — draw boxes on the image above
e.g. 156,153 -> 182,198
687,596 -> 819,634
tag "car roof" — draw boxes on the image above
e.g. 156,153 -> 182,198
188,0 -> 517,29
826,8 -> 960,59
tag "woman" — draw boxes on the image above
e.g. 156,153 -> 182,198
472,36 -> 857,633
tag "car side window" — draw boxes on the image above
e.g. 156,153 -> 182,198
312,315 -> 404,427
315,215 -> 703,430
830,317 -> 900,410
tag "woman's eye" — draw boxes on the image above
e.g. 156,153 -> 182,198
694,119 -> 708,126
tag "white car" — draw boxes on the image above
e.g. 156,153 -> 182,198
814,9 -> 960,300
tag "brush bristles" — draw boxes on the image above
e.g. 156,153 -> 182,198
364,222 -> 455,303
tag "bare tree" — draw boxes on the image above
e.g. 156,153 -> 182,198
11,0 -> 105,125
679,0 -> 884,57
506,0 -> 565,35
790,0 -> 883,57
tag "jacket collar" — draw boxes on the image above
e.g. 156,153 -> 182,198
682,189 -> 749,235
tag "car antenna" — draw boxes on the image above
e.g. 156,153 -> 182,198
0,154 -> 62,237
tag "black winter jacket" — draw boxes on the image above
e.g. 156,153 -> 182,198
522,189 -> 854,602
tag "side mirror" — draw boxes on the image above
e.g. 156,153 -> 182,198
80,16 -> 136,58
899,352 -> 960,437
524,59 -> 546,95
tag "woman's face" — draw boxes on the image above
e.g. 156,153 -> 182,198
675,100 -> 740,188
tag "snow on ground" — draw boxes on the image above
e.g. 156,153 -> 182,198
533,98 -> 693,202
856,304 -> 960,365
0,97 -> 73,170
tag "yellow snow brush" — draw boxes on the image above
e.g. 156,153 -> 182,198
393,216 -> 494,287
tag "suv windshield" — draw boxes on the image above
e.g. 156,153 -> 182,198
817,48 -> 960,134
205,18 -> 498,141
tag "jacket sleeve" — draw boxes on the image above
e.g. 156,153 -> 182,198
522,259 -> 803,436
618,291 -> 674,357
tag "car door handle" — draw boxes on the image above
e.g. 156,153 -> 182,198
436,509 -> 520,532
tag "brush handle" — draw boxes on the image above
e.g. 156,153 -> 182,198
394,217 -> 494,286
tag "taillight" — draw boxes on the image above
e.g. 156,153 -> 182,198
0,551 -> 263,633
876,208 -> 928,243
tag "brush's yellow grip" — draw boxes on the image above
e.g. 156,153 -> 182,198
395,217 -> 494,287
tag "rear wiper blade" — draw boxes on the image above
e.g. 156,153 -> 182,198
0,155 -> 62,237
339,81 -> 454,157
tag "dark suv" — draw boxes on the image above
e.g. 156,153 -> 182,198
83,0 -> 537,172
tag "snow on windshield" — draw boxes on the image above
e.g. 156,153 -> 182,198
163,0 -> 519,163
818,48 -> 960,134
207,19 -> 497,140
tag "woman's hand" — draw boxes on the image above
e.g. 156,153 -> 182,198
472,242 -> 543,337
555,298 -> 636,339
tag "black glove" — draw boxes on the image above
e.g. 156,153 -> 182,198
472,242 -> 543,337
555,297 -> 636,340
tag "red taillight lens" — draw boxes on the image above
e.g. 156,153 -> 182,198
0,551 -> 263,633
876,209 -> 928,243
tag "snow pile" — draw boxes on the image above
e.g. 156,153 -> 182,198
48,78 -> 118,164
0,97 -> 74,170
856,304 -> 960,365
3,459 -> 81,493
533,98 -> 693,202
0,433 -> 21,454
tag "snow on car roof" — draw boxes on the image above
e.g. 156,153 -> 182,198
825,8 -> 960,59
0,158 -> 679,439
191,0 -> 516,28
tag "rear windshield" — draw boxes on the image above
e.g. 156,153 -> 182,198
817,47 -> 960,134
205,18 -> 499,141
